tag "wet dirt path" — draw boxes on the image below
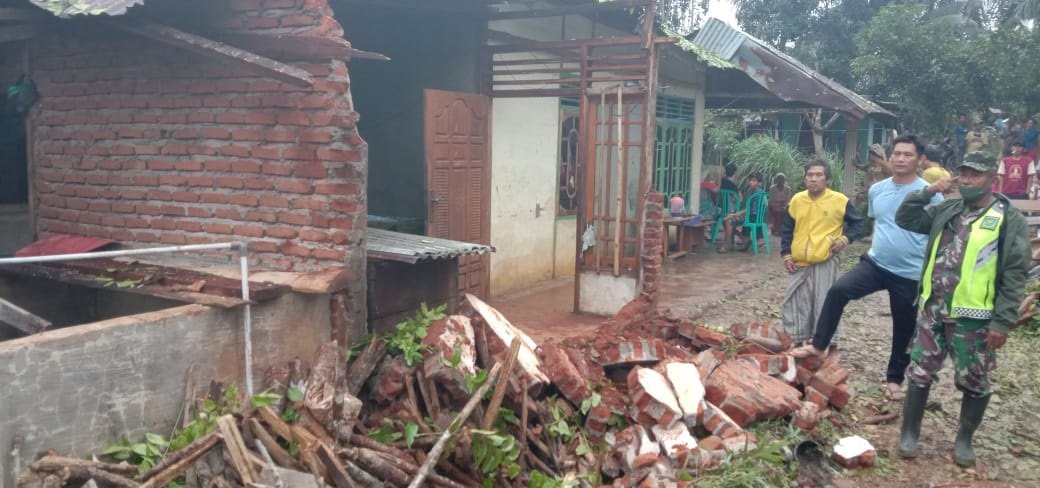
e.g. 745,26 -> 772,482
688,242 -> 1040,487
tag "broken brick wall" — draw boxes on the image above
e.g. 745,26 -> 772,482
641,191 -> 663,301
26,0 -> 366,275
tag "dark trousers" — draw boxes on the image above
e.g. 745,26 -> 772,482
812,256 -> 919,384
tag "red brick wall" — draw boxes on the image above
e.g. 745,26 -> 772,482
28,0 -> 366,273
641,192 -> 664,302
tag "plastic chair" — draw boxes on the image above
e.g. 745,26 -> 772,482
740,191 -> 771,255
709,189 -> 741,248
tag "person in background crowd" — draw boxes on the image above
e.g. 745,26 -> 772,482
723,171 -> 767,252
768,173 -> 792,236
966,122 -> 989,154
998,141 -> 1035,199
895,151 -> 1029,468
955,113 -> 970,162
780,160 -> 864,344
1023,118 -> 1038,161
923,145 -> 953,189
716,163 -> 741,253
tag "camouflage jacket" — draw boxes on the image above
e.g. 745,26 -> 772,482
896,190 -> 1031,333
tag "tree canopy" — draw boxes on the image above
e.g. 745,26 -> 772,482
734,0 -> 1040,138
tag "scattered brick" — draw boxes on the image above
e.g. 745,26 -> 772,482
539,343 -> 591,406
627,367 -> 683,428
704,359 -> 803,427
601,338 -> 667,368
421,315 -> 477,398
832,436 -> 876,469
794,402 -> 822,431
677,323 -> 729,349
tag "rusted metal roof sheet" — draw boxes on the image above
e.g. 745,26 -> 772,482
694,18 -> 893,120
29,0 -> 145,17
14,234 -> 114,257
367,228 -> 494,264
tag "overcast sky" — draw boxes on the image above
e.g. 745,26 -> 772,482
707,0 -> 737,25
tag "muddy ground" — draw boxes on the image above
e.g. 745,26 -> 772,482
685,242 -> 1040,487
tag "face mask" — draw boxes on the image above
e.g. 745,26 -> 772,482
960,185 -> 988,203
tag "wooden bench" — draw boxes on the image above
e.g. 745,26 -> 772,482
662,216 -> 713,259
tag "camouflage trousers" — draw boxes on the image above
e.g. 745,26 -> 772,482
906,317 -> 997,395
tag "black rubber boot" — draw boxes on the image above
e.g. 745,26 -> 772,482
953,392 -> 991,467
898,382 -> 930,458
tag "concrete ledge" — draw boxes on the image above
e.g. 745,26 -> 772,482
0,292 -> 331,486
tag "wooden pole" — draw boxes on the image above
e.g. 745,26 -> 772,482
613,84 -> 624,277
843,117 -> 860,197
690,69 -> 706,215
407,363 -> 503,488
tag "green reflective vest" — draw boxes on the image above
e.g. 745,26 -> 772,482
920,204 -> 1005,320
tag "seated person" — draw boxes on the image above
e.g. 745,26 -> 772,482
719,171 -> 766,253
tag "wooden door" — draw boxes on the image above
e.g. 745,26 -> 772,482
424,89 -> 491,298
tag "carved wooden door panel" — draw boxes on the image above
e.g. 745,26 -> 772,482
424,89 -> 491,298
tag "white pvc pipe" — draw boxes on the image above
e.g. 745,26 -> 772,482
0,240 -> 256,397
0,242 -> 238,264
237,242 -> 254,397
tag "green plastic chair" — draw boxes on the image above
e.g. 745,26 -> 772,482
740,191 -> 771,255
709,189 -> 741,248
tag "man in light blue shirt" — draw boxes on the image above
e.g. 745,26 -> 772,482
791,134 -> 942,401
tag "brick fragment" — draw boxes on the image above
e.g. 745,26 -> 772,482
793,402 -> 822,431
601,338 -> 667,368
832,435 -> 876,469
829,383 -> 851,409
809,361 -> 850,398
650,423 -> 698,465
804,386 -> 828,407
627,367 -> 683,428
693,348 -> 724,380
677,323 -> 729,349
539,344 -> 591,406
699,401 -> 743,439
368,357 -> 414,404
421,315 -> 477,397
703,359 -> 803,427
657,361 -> 704,427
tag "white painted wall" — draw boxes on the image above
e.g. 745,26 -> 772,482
489,98 -> 561,296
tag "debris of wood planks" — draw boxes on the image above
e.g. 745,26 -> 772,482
0,296 -> 51,335
16,294 -> 866,487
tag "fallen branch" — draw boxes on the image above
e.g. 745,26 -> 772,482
343,446 -> 411,486
139,432 -> 220,486
29,456 -> 140,488
861,412 -> 899,425
347,337 -> 386,395
247,417 -> 301,470
481,338 -> 522,430
407,362 -> 503,488
217,414 -> 257,485
29,456 -> 137,478
315,443 -> 354,488
369,449 -> 468,488
345,432 -> 419,466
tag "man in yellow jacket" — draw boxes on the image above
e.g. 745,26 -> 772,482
780,160 -> 864,343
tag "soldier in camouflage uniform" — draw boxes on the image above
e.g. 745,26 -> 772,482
894,151 -> 1031,467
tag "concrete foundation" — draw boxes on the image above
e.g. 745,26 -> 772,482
578,272 -> 637,316
0,291 -> 330,486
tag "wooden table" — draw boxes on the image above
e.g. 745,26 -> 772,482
1010,199 -> 1040,213
662,216 -> 711,259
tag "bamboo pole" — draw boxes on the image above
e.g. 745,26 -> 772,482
406,363 -> 503,488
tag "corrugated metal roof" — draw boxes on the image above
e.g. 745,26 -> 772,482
693,18 -> 893,119
692,18 -> 745,61
30,0 -> 145,17
366,228 -> 494,264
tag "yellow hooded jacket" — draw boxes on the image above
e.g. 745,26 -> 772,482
782,189 -> 863,266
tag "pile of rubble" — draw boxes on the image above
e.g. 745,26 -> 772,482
17,294 -> 857,487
